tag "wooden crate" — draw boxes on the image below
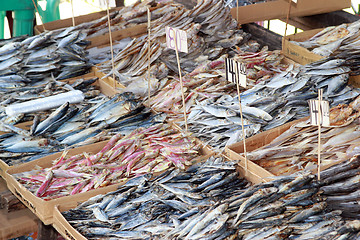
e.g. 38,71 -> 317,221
231,0 -> 350,25
225,118 -> 306,181
5,127 -> 212,225
52,152 -> 260,240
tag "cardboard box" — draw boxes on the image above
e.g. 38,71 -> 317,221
225,117 -> 349,177
282,28 -> 324,65
0,71 -> 121,178
53,153 -> 215,240
92,66 -> 126,90
5,141 -> 120,225
61,70 -> 121,96
171,120 -> 278,184
230,0 -> 350,25
53,204 -> 87,240
282,28 -> 360,87
5,127 -> 212,225
170,121 -> 215,155
225,118 -> 306,180
52,151 -> 262,240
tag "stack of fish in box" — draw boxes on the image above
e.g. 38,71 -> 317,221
0,92 -> 164,166
12,123 -> 201,199
62,156 -> 249,239
167,55 -> 359,151
98,0 -> 249,97
243,94 -> 360,175
61,155 -> 360,239
0,29 -> 91,88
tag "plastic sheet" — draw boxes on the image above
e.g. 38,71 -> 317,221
5,90 -> 85,116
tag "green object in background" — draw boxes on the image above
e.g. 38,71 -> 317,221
0,0 -> 60,38
0,0 -> 35,38
37,0 -> 60,23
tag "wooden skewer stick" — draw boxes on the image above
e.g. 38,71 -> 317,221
147,7 -> 151,103
235,64 -> 248,174
236,0 -> 239,25
317,88 -> 323,181
106,0 -> 116,89
71,0 -> 76,27
174,36 -> 188,132
283,0 -> 292,47
31,0 -> 46,32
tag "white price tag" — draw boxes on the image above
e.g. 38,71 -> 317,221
165,26 -> 188,53
225,58 -> 247,88
308,99 -> 330,127
99,0 -> 116,8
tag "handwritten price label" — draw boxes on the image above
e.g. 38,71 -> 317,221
165,26 -> 188,53
99,0 -> 116,8
225,58 -> 247,88
308,99 -> 330,127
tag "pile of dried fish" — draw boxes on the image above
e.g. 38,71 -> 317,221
148,45 -> 289,117
228,170 -> 360,239
61,155 -> 360,239
87,37 -> 134,65
234,56 -> 360,128
0,92 -> 164,166
149,56 -> 236,117
98,0 -> 248,97
62,156 -> 250,239
178,96 -> 263,151
291,19 -> 360,57
242,58 -> 357,112
234,46 -> 291,84
149,42 -> 360,152
146,45 -> 291,150
13,123 -> 201,200
244,94 -> 360,176
174,61 -> 357,151
320,156 -> 360,219
0,29 -> 91,88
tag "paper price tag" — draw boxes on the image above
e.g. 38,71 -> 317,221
308,99 -> 330,127
99,0 -> 116,8
165,26 -> 188,53
225,58 -> 247,88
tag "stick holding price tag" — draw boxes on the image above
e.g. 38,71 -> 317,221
147,7 -> 151,103
166,26 -> 188,131
104,0 -> 116,89
225,58 -> 248,173
308,89 -> 329,180
70,0 -> 75,26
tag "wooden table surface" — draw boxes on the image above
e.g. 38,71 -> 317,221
0,178 -> 38,240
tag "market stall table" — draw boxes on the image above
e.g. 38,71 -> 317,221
0,178 -> 38,240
